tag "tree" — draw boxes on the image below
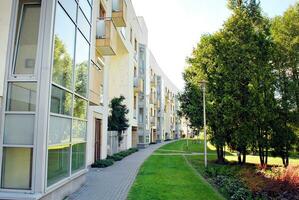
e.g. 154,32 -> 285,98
270,3 -> 299,166
183,0 -> 280,165
108,96 -> 130,143
178,65 -> 204,133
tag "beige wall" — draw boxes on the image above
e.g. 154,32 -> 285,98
0,0 -> 13,99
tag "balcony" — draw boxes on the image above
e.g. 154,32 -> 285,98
112,0 -> 127,27
96,18 -> 117,56
134,77 -> 143,93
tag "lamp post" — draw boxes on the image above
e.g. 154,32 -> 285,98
200,80 -> 208,168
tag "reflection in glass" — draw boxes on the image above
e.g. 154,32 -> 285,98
72,143 -> 86,172
78,9 -> 91,41
4,114 -> 34,145
74,96 -> 87,119
58,0 -> 77,22
47,146 -> 70,186
49,116 -> 71,145
14,2 -> 41,74
79,0 -> 91,22
50,85 -> 72,116
52,4 -> 75,89
72,120 -> 87,143
75,32 -> 89,97
2,148 -> 32,189
6,82 -> 37,111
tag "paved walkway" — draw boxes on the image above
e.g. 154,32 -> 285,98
68,142 -> 168,200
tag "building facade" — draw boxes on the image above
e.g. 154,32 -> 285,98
0,0 -> 182,199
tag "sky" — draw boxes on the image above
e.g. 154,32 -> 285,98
131,0 -> 298,90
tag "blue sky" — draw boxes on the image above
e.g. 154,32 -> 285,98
131,0 -> 298,90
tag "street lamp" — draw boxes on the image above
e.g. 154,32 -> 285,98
199,80 -> 208,168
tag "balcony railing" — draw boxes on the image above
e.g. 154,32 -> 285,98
112,0 -> 127,27
96,18 -> 117,56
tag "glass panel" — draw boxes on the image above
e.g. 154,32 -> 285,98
14,2 -> 41,74
58,0 -> 77,22
6,82 -> 37,112
79,0 -> 91,22
4,114 -> 34,145
73,96 -> 87,119
52,4 -> 75,89
1,148 -> 32,189
72,120 -> 87,143
47,146 -> 70,186
49,116 -> 71,145
78,9 -> 91,41
71,143 -> 86,172
50,85 -> 72,116
75,32 -> 89,97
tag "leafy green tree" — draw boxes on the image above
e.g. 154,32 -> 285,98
108,96 -> 130,143
270,3 -> 299,166
178,65 -> 204,133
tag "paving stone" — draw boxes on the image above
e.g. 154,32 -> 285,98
69,142 -> 168,200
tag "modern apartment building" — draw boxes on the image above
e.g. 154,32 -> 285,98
135,52 -> 181,144
0,0 -> 182,199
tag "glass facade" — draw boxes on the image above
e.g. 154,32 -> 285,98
47,0 -> 91,187
1,0 -> 41,189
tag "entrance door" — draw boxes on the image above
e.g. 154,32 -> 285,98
94,119 -> 102,161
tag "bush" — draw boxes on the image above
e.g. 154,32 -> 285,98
204,167 -> 254,200
91,159 -> 114,168
107,148 -> 139,162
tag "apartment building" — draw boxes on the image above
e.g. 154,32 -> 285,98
136,52 -> 181,144
0,0 -> 182,199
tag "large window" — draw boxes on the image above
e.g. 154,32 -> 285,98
13,1 -> 41,75
75,31 -> 89,97
52,4 -> 75,89
47,0 -> 91,187
1,0 -> 41,190
1,148 -> 32,189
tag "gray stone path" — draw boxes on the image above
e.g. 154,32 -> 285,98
68,142 -> 169,200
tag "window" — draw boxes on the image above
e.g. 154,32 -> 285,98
52,4 -> 75,89
130,28 -> 133,43
49,116 -> 71,145
1,148 -> 32,189
79,0 -> 91,22
78,9 -> 91,41
47,0 -> 91,187
72,120 -> 87,143
74,96 -> 87,119
75,31 -> 89,97
58,0 -> 77,22
50,85 -> 72,116
4,114 -> 34,145
71,143 -> 86,172
13,1 -> 41,75
47,146 -> 70,186
6,82 -> 37,112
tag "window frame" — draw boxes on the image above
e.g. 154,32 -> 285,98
11,1 -> 42,80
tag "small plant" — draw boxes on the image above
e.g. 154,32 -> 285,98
91,159 -> 114,168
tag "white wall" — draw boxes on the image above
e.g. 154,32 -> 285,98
0,0 -> 13,99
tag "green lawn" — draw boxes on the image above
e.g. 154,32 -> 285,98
128,140 -> 298,200
128,150 -> 224,200
155,139 -> 217,154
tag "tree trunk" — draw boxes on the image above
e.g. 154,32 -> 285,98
242,151 -> 246,164
238,151 -> 242,164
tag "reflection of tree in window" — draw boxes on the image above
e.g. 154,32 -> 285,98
75,61 -> 88,97
52,36 -> 73,89
74,96 -> 87,119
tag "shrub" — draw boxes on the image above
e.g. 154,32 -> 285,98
91,159 -> 114,168
107,154 -> 124,161
108,148 -> 139,162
